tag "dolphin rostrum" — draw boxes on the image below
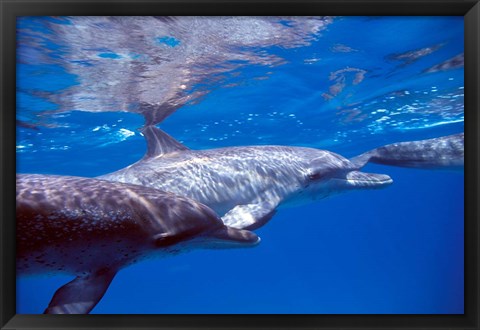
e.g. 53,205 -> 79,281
17,174 -> 259,314
350,133 -> 464,171
98,126 -> 393,230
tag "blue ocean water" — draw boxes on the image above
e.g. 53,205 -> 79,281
16,16 -> 464,314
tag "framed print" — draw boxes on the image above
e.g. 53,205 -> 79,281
1,0 -> 479,329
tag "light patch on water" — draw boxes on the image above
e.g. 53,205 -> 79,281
92,124 -> 111,132
375,116 -> 391,122
397,105 -> 418,113
94,128 -> 137,147
48,145 -> 70,151
304,58 -> 321,64
118,128 -> 135,138
400,118 -> 464,130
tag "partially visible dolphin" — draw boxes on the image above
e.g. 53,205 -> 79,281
16,174 -> 259,314
98,126 -> 393,230
350,133 -> 464,171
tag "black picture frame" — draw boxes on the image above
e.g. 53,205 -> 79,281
2,1 -> 479,329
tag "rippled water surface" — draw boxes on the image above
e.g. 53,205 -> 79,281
16,16 -> 464,314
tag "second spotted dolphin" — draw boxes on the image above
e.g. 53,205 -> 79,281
17,174 -> 259,314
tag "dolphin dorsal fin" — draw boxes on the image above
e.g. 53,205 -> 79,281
141,125 -> 189,159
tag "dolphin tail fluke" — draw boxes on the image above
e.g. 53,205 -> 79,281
349,151 -> 374,169
44,268 -> 117,314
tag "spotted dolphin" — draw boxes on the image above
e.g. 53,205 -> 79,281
350,133 -> 464,171
16,174 -> 259,314
98,126 -> 393,230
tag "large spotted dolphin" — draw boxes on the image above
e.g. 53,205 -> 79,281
99,126 -> 393,230
17,174 -> 259,314
351,133 -> 464,171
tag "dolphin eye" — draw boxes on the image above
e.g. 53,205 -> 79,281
309,172 -> 322,181
153,226 -> 206,248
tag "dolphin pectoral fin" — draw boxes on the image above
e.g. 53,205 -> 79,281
210,226 -> 261,246
221,202 -> 277,230
44,268 -> 117,314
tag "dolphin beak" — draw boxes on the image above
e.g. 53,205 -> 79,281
205,226 -> 261,249
343,171 -> 393,188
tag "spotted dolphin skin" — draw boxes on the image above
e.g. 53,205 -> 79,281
351,133 -> 464,171
99,126 -> 393,230
16,174 -> 259,314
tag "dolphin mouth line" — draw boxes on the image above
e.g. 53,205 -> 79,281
333,178 -> 393,185
344,178 -> 393,184
332,171 -> 393,187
